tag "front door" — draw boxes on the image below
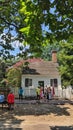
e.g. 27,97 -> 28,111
38,81 -> 44,92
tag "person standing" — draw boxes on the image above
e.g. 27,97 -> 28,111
40,87 -> 44,99
36,86 -> 40,100
7,91 -> 15,110
0,92 -> 5,103
51,86 -> 55,97
18,87 -> 23,100
0,92 -> 6,109
44,86 -> 47,100
47,87 -> 52,100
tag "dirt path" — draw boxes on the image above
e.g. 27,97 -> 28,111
0,103 -> 73,130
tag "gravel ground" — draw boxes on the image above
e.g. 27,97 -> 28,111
0,100 -> 73,130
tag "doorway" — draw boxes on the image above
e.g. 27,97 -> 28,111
38,81 -> 44,92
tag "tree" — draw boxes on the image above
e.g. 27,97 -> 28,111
57,41 -> 73,86
53,0 -> 73,41
0,60 -> 7,87
0,0 -> 73,88
0,0 -> 25,41
6,67 -> 22,88
19,0 -> 73,44
0,60 -> 6,79
41,41 -> 59,60
0,0 -> 25,58
0,0 -> 73,56
0,34 -> 15,59
40,40 -> 73,87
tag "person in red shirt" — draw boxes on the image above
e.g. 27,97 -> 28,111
7,91 -> 15,110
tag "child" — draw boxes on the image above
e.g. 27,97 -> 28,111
7,91 -> 15,110
18,87 -> 23,100
40,87 -> 44,99
47,87 -> 52,100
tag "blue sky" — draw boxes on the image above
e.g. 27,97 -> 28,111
0,33 -> 30,56
10,47 -> 21,56
0,33 -> 24,56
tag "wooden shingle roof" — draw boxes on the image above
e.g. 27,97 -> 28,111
21,58 -> 60,76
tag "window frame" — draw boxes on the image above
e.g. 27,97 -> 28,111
50,78 -> 58,87
25,78 -> 32,87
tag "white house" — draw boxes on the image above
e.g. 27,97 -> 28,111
21,51 -> 61,97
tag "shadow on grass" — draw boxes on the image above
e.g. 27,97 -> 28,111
50,126 -> 73,130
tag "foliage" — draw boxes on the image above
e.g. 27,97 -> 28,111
0,0 -> 73,88
0,0 -> 73,57
0,60 -> 6,79
6,67 -> 22,88
0,0 -> 24,40
0,57 -> 24,88
24,61 -> 29,66
40,40 -> 73,87
0,60 -> 7,87
19,0 -> 73,46
57,41 -> 73,86
41,42 -> 59,60
0,34 -> 15,59
0,0 -> 25,58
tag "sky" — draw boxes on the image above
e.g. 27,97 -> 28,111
0,33 -> 24,56
0,33 -> 30,57
10,40 -> 29,56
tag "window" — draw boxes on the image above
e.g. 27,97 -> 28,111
38,81 -> 44,87
50,79 -> 58,87
25,78 -> 32,87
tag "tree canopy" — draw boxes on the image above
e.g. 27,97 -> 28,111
6,67 -> 22,88
58,41 -> 73,86
0,0 -> 73,55
0,0 -> 73,87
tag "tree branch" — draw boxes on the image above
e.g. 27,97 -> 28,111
0,16 -> 18,29
0,0 -> 11,5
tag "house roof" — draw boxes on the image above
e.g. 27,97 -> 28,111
12,58 -> 60,76
17,58 -> 60,77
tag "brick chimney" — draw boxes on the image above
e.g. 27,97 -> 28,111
52,50 -> 57,62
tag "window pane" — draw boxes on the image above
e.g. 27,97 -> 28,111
50,79 -> 53,86
54,79 -> 58,87
29,79 -> 32,86
25,78 -> 29,87
25,78 -> 32,87
50,79 -> 58,87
